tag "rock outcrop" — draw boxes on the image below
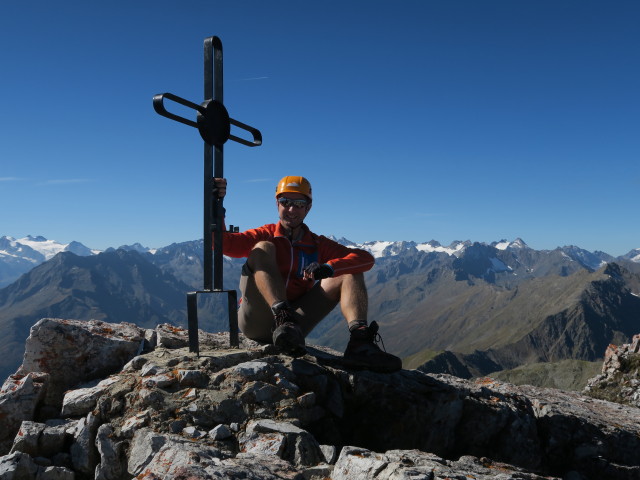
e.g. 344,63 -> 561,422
1,318 -> 639,479
584,333 -> 640,407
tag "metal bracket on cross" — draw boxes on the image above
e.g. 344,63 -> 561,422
153,36 -> 262,354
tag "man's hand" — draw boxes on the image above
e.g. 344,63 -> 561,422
213,178 -> 227,198
303,262 -> 334,281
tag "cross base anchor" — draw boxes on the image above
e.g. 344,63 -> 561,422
187,289 -> 240,355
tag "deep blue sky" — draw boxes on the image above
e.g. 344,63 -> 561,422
1,1 -> 638,255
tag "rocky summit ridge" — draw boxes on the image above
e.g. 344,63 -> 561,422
1,319 -> 639,480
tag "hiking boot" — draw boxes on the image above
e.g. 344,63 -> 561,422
271,304 -> 306,357
343,321 -> 402,373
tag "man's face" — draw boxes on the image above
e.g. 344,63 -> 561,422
276,192 -> 311,231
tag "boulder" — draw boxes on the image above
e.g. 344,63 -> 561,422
60,377 -> 118,417
333,447 -> 559,479
0,372 -> 48,454
17,318 -> 148,408
584,333 -> 640,407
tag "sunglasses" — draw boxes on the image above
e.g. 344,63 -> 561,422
277,197 -> 309,208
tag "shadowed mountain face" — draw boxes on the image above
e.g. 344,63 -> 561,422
389,262 -> 640,379
0,250 -> 191,380
1,238 -> 639,385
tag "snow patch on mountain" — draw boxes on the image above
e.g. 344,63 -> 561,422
2,235 -> 100,260
489,257 -> 511,272
560,245 -> 608,271
416,240 -> 468,256
621,248 -> 640,263
493,238 -> 528,250
347,239 -> 470,258
340,238 -> 534,259
113,243 -> 158,255
356,241 -> 406,258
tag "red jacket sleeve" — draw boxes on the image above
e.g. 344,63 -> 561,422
316,235 -> 375,276
217,224 -> 275,258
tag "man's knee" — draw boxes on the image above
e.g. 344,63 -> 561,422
321,272 -> 366,300
324,272 -> 365,287
247,240 -> 277,270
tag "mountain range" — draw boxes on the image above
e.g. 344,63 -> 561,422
1,234 -> 639,385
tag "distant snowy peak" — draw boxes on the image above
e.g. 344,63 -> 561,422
558,245 -> 613,270
112,243 -> 157,255
417,240 -> 469,256
620,248 -> 640,264
0,235 -> 99,262
344,239 -> 472,258
334,238 -> 534,259
492,238 -> 528,250
355,240 -> 417,258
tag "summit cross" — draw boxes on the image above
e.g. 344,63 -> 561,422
153,36 -> 262,353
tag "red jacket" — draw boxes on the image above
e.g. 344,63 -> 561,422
220,223 -> 375,302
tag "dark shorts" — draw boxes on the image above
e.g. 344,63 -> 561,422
238,262 -> 339,343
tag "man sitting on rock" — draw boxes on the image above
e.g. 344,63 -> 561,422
213,175 -> 401,373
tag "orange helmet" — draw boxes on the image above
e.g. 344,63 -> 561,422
275,176 -> 312,200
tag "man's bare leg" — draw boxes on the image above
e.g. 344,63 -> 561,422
320,272 -> 402,372
241,241 -> 306,355
245,241 -> 287,307
318,272 -> 368,327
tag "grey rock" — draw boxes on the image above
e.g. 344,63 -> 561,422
274,372 -> 300,395
127,429 -> 168,476
10,421 -> 46,456
320,444 -> 338,464
300,463 -> 333,479
177,369 -> 209,388
240,380 -> 283,403
584,333 -> 640,407
246,419 -> 306,436
60,378 -> 117,417
0,372 -> 48,455
139,362 -> 164,377
229,360 -> 272,378
297,391 -> 316,407
119,409 -> 151,437
0,452 -> 39,479
38,465 -> 75,480
242,432 -> 286,457
129,432 -> 227,479
208,424 -> 232,440
70,413 -> 100,476
17,318 -> 146,408
155,323 -> 191,349
122,355 -> 148,372
333,447 -> 559,480
142,373 -> 176,389
243,419 -> 324,467
182,426 -> 205,439
94,424 -> 123,480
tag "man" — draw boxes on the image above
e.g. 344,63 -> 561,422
214,175 -> 401,373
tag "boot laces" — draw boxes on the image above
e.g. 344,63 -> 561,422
356,321 -> 387,352
370,321 -> 387,352
273,308 -> 295,328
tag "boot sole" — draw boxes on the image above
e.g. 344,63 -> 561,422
341,356 -> 402,373
274,338 -> 307,357
273,326 -> 306,357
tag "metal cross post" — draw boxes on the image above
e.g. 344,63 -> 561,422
153,36 -> 262,354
